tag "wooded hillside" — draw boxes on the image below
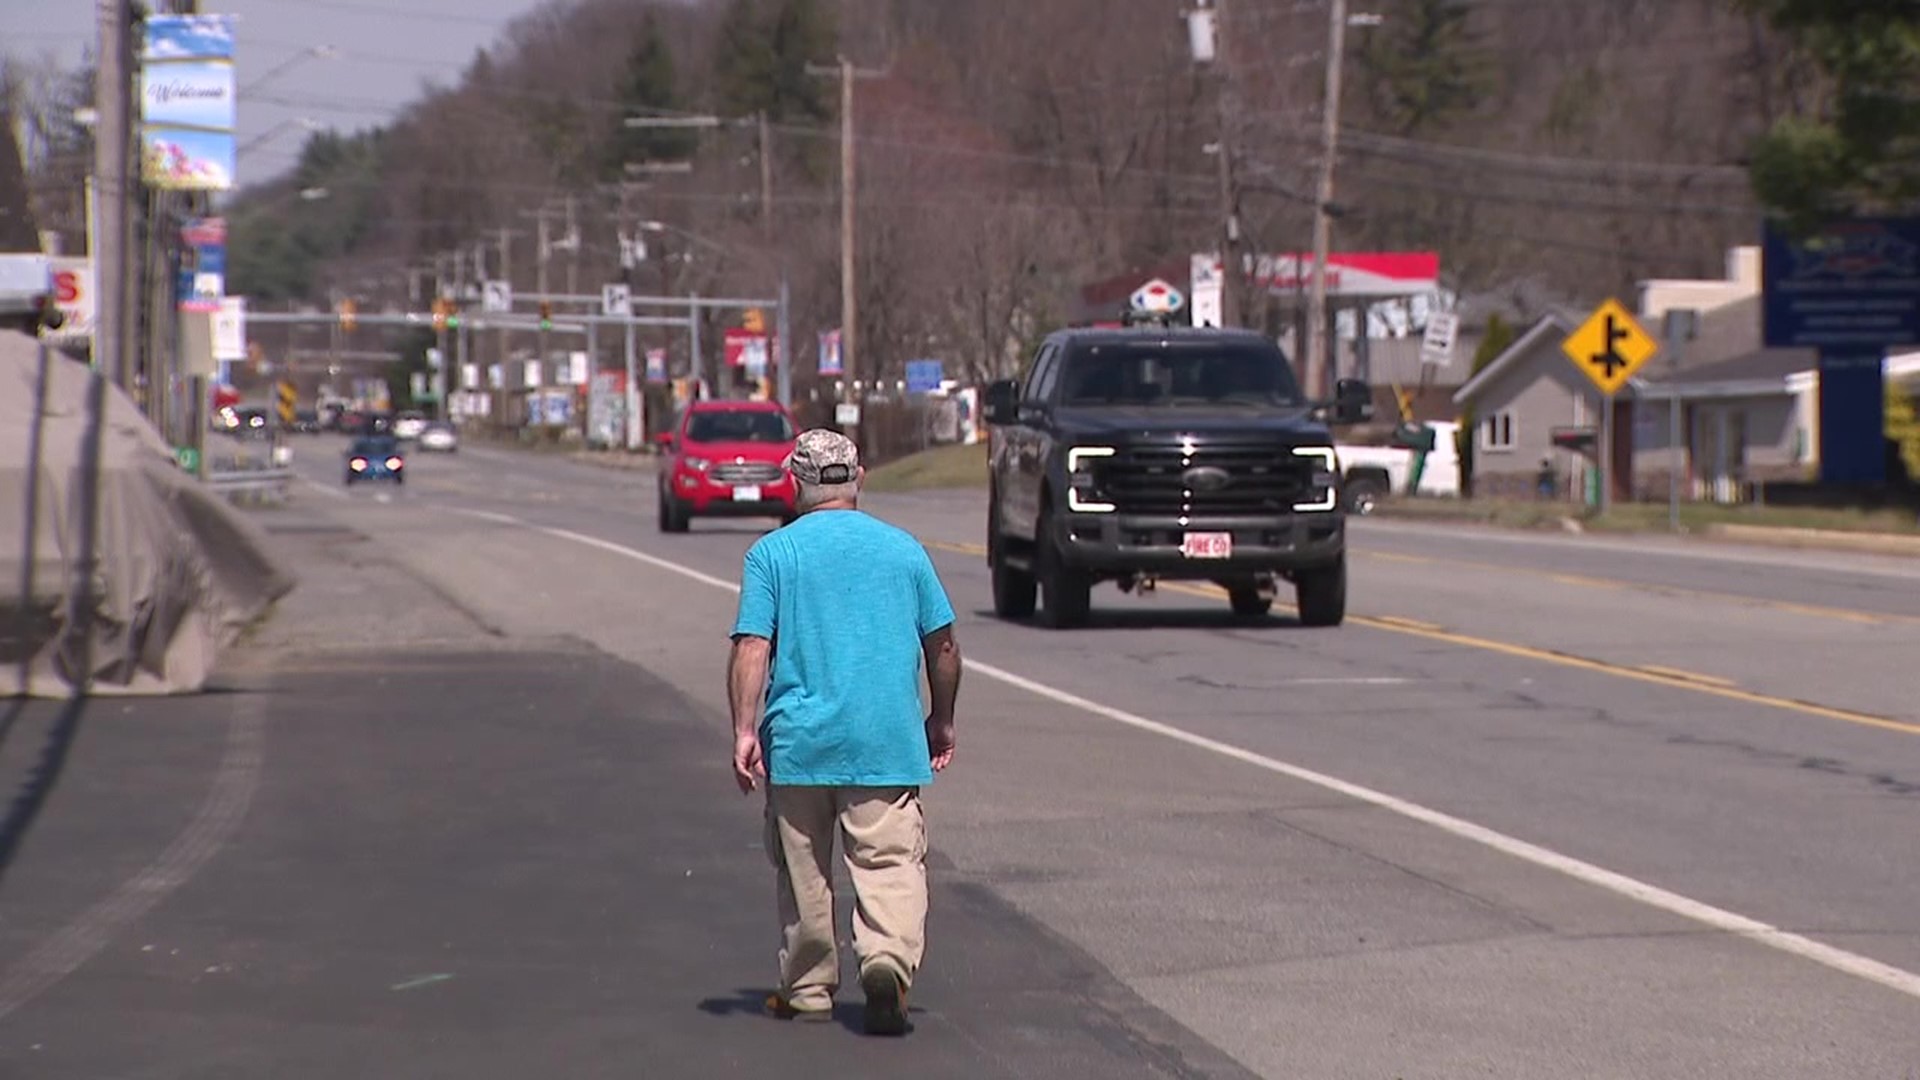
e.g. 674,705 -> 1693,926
10,0 -> 1907,386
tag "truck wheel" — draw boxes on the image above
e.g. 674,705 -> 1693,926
1228,586 -> 1273,618
1036,525 -> 1091,629
1345,477 -> 1387,515
989,539 -> 1036,621
1294,557 -> 1347,627
657,490 -> 690,533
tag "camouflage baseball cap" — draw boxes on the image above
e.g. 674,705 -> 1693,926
785,428 -> 860,485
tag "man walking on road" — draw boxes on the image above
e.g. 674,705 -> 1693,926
728,429 -> 962,1036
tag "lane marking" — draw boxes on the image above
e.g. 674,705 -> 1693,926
917,540 -> 1920,738
1638,664 -> 1738,689
0,686 -> 268,1020
451,507 -> 1920,1003
299,478 -> 348,500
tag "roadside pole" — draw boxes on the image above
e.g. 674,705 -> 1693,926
623,314 -> 640,450
1599,397 -> 1613,517
1662,309 -> 1699,533
775,271 -> 792,408
689,292 -> 703,399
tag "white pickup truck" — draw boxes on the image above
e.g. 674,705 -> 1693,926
1337,419 -> 1462,513
0,253 -> 53,322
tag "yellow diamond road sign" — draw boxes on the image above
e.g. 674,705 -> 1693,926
1562,299 -> 1658,396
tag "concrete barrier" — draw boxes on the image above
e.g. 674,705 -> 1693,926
1705,523 -> 1920,559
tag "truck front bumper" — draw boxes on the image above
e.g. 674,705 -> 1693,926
1055,512 -> 1344,577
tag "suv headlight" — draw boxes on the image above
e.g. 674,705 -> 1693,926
682,457 -> 711,473
1292,446 -> 1339,511
1065,446 -> 1116,513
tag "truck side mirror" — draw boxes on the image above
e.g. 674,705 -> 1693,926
1331,378 -> 1373,425
654,431 -> 676,450
984,379 -> 1020,425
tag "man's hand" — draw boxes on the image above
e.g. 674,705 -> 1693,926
733,732 -> 766,794
926,715 -> 956,772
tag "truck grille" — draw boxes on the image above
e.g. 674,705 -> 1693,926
1099,442 -> 1315,516
711,462 -> 784,484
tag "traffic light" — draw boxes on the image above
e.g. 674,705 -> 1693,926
742,308 -> 766,334
538,301 -> 553,331
431,298 -> 448,332
338,298 -> 358,333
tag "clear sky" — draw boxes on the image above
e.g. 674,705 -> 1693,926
1,0 -> 549,187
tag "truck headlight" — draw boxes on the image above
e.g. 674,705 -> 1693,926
1065,446 -> 1116,513
1292,446 -> 1338,511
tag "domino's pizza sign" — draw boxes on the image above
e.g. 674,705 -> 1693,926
1129,278 -> 1185,315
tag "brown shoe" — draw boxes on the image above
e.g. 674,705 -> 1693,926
859,962 -> 909,1036
764,992 -> 833,1022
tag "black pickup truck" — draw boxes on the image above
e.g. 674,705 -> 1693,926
984,325 -> 1370,628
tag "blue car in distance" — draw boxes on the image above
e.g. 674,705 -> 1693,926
345,434 -> 406,486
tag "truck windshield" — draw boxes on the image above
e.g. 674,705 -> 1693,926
1057,341 -> 1303,407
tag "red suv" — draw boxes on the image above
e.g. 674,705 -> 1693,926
658,400 -> 799,532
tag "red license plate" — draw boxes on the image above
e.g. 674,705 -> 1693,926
1181,532 -> 1233,559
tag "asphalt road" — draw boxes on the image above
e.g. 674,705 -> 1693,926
4,432 -> 1917,1078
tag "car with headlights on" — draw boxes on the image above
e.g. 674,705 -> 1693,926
345,434 -> 406,486
983,320 -> 1370,628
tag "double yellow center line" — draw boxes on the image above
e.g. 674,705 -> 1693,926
925,539 -> 1920,739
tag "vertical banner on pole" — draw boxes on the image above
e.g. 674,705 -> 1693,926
139,16 -> 237,191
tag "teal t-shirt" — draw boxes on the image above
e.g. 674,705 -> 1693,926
731,510 -> 957,786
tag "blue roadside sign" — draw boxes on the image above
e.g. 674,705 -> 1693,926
905,359 -> 945,395
1762,217 -> 1920,350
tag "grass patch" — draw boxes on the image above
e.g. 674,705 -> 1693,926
1374,497 -> 1920,535
864,442 -> 989,493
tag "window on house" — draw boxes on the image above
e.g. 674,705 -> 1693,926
1482,411 -> 1516,452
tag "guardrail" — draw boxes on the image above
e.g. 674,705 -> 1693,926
203,467 -> 294,504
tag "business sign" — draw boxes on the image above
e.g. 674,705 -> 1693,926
1762,218 -> 1920,350
140,15 -> 236,191
1190,251 -> 1442,309
1420,311 -> 1459,366
905,358 -> 945,395
818,328 -> 843,376
45,257 -> 94,345
724,328 -> 769,373
645,347 -> 667,384
566,351 -> 590,386
211,296 -> 246,360
176,216 -> 225,312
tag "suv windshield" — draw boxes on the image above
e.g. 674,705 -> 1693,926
1058,340 -> 1303,407
686,410 -> 793,443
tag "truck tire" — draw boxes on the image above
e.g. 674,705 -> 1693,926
1036,522 -> 1091,629
657,490 -> 690,533
988,506 -> 1037,619
1294,557 -> 1347,627
1228,586 -> 1273,618
1344,475 -> 1387,515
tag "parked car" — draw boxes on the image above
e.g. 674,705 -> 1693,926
657,400 -> 798,532
393,411 -> 428,440
345,434 -> 405,486
418,420 -> 459,453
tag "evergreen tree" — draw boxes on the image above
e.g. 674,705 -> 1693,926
1742,1 -> 1920,231
1458,313 -> 1514,499
711,0 -> 835,123
1354,0 -> 1489,136
610,13 -> 696,176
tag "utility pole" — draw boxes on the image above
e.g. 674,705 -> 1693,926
533,206 -> 551,389
94,0 -> 134,393
1305,0 -> 1350,401
809,56 -> 888,454
757,110 -> 775,246
1209,0 -> 1240,329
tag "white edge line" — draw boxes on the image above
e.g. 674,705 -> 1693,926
447,506 -> 1920,1003
299,477 -> 348,500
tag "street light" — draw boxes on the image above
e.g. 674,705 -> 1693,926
241,44 -> 339,95
237,117 -> 321,158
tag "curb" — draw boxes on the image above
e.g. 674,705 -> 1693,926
1703,523 -> 1920,559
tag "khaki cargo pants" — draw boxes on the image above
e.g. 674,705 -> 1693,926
763,785 -> 927,1009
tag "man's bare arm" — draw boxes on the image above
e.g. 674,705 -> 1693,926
728,635 -> 772,738
923,625 -> 961,724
